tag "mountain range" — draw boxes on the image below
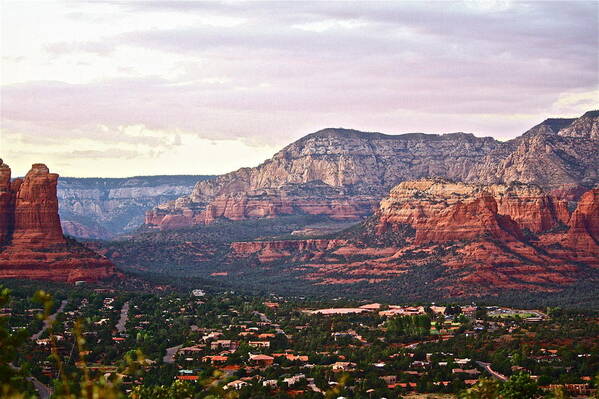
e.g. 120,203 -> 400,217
1,110 -> 597,304
146,111 -> 599,230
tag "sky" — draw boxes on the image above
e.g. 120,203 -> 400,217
1,0 -> 598,177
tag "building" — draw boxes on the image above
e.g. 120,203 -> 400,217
249,354 -> 274,367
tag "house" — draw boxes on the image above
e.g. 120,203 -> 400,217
179,345 -> 205,357
455,358 -> 472,365
380,375 -> 397,385
202,355 -> 228,364
359,303 -> 382,310
177,375 -> 199,382
202,332 -> 223,342
225,379 -> 249,390
452,368 -> 480,376
379,306 -> 425,317
411,360 -> 429,368
249,340 -> 270,349
283,374 -> 306,386
273,353 -> 309,362
210,340 -> 238,351
249,354 -> 274,367
258,333 -> 275,339
388,382 -> 417,389
331,362 -> 356,372
263,379 -> 278,388
462,306 -> 477,316
311,308 -> 369,315
430,306 -> 447,314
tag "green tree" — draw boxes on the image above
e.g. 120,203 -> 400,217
0,286 -> 35,399
458,378 -> 501,399
499,373 -> 541,399
547,385 -> 570,399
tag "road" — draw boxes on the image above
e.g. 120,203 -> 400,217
31,299 -> 68,341
253,311 -> 271,323
28,376 -> 53,399
476,361 -> 508,381
163,344 -> 182,364
9,364 -> 53,399
115,301 -> 129,334
27,299 -> 67,398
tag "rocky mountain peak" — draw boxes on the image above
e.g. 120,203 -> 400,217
557,110 -> 599,139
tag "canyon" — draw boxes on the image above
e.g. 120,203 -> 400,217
0,160 -> 117,282
58,175 -> 211,239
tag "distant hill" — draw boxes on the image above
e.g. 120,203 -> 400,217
58,175 -> 214,239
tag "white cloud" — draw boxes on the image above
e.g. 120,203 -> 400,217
0,0 -> 597,177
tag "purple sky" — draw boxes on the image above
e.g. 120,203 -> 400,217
1,0 -> 597,177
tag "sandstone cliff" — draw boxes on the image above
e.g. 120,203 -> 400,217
11,163 -> 65,246
376,179 -> 569,239
226,179 -> 599,296
0,161 -> 117,282
148,111 -> 598,230
565,188 -> 599,254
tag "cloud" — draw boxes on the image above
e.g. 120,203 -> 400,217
1,0 -> 597,177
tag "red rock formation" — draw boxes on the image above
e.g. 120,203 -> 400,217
414,193 -> 524,244
11,163 -> 65,246
0,247 -> 116,282
0,162 -> 117,282
231,239 -> 346,263
565,188 -> 599,254
223,180 -> 598,296
376,179 -> 567,239
146,191 -> 377,230
493,185 -> 570,232
0,160 -> 16,244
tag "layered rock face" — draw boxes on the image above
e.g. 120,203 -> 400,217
469,111 -> 599,189
565,188 -> 599,254
0,162 -> 16,244
0,161 -> 117,282
148,111 -> 598,230
227,179 -> 599,296
376,179 -> 569,242
147,131 -> 501,228
58,175 -> 208,238
11,163 -> 65,246
147,182 -> 379,229
231,239 -> 346,263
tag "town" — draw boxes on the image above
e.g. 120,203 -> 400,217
2,281 -> 597,398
